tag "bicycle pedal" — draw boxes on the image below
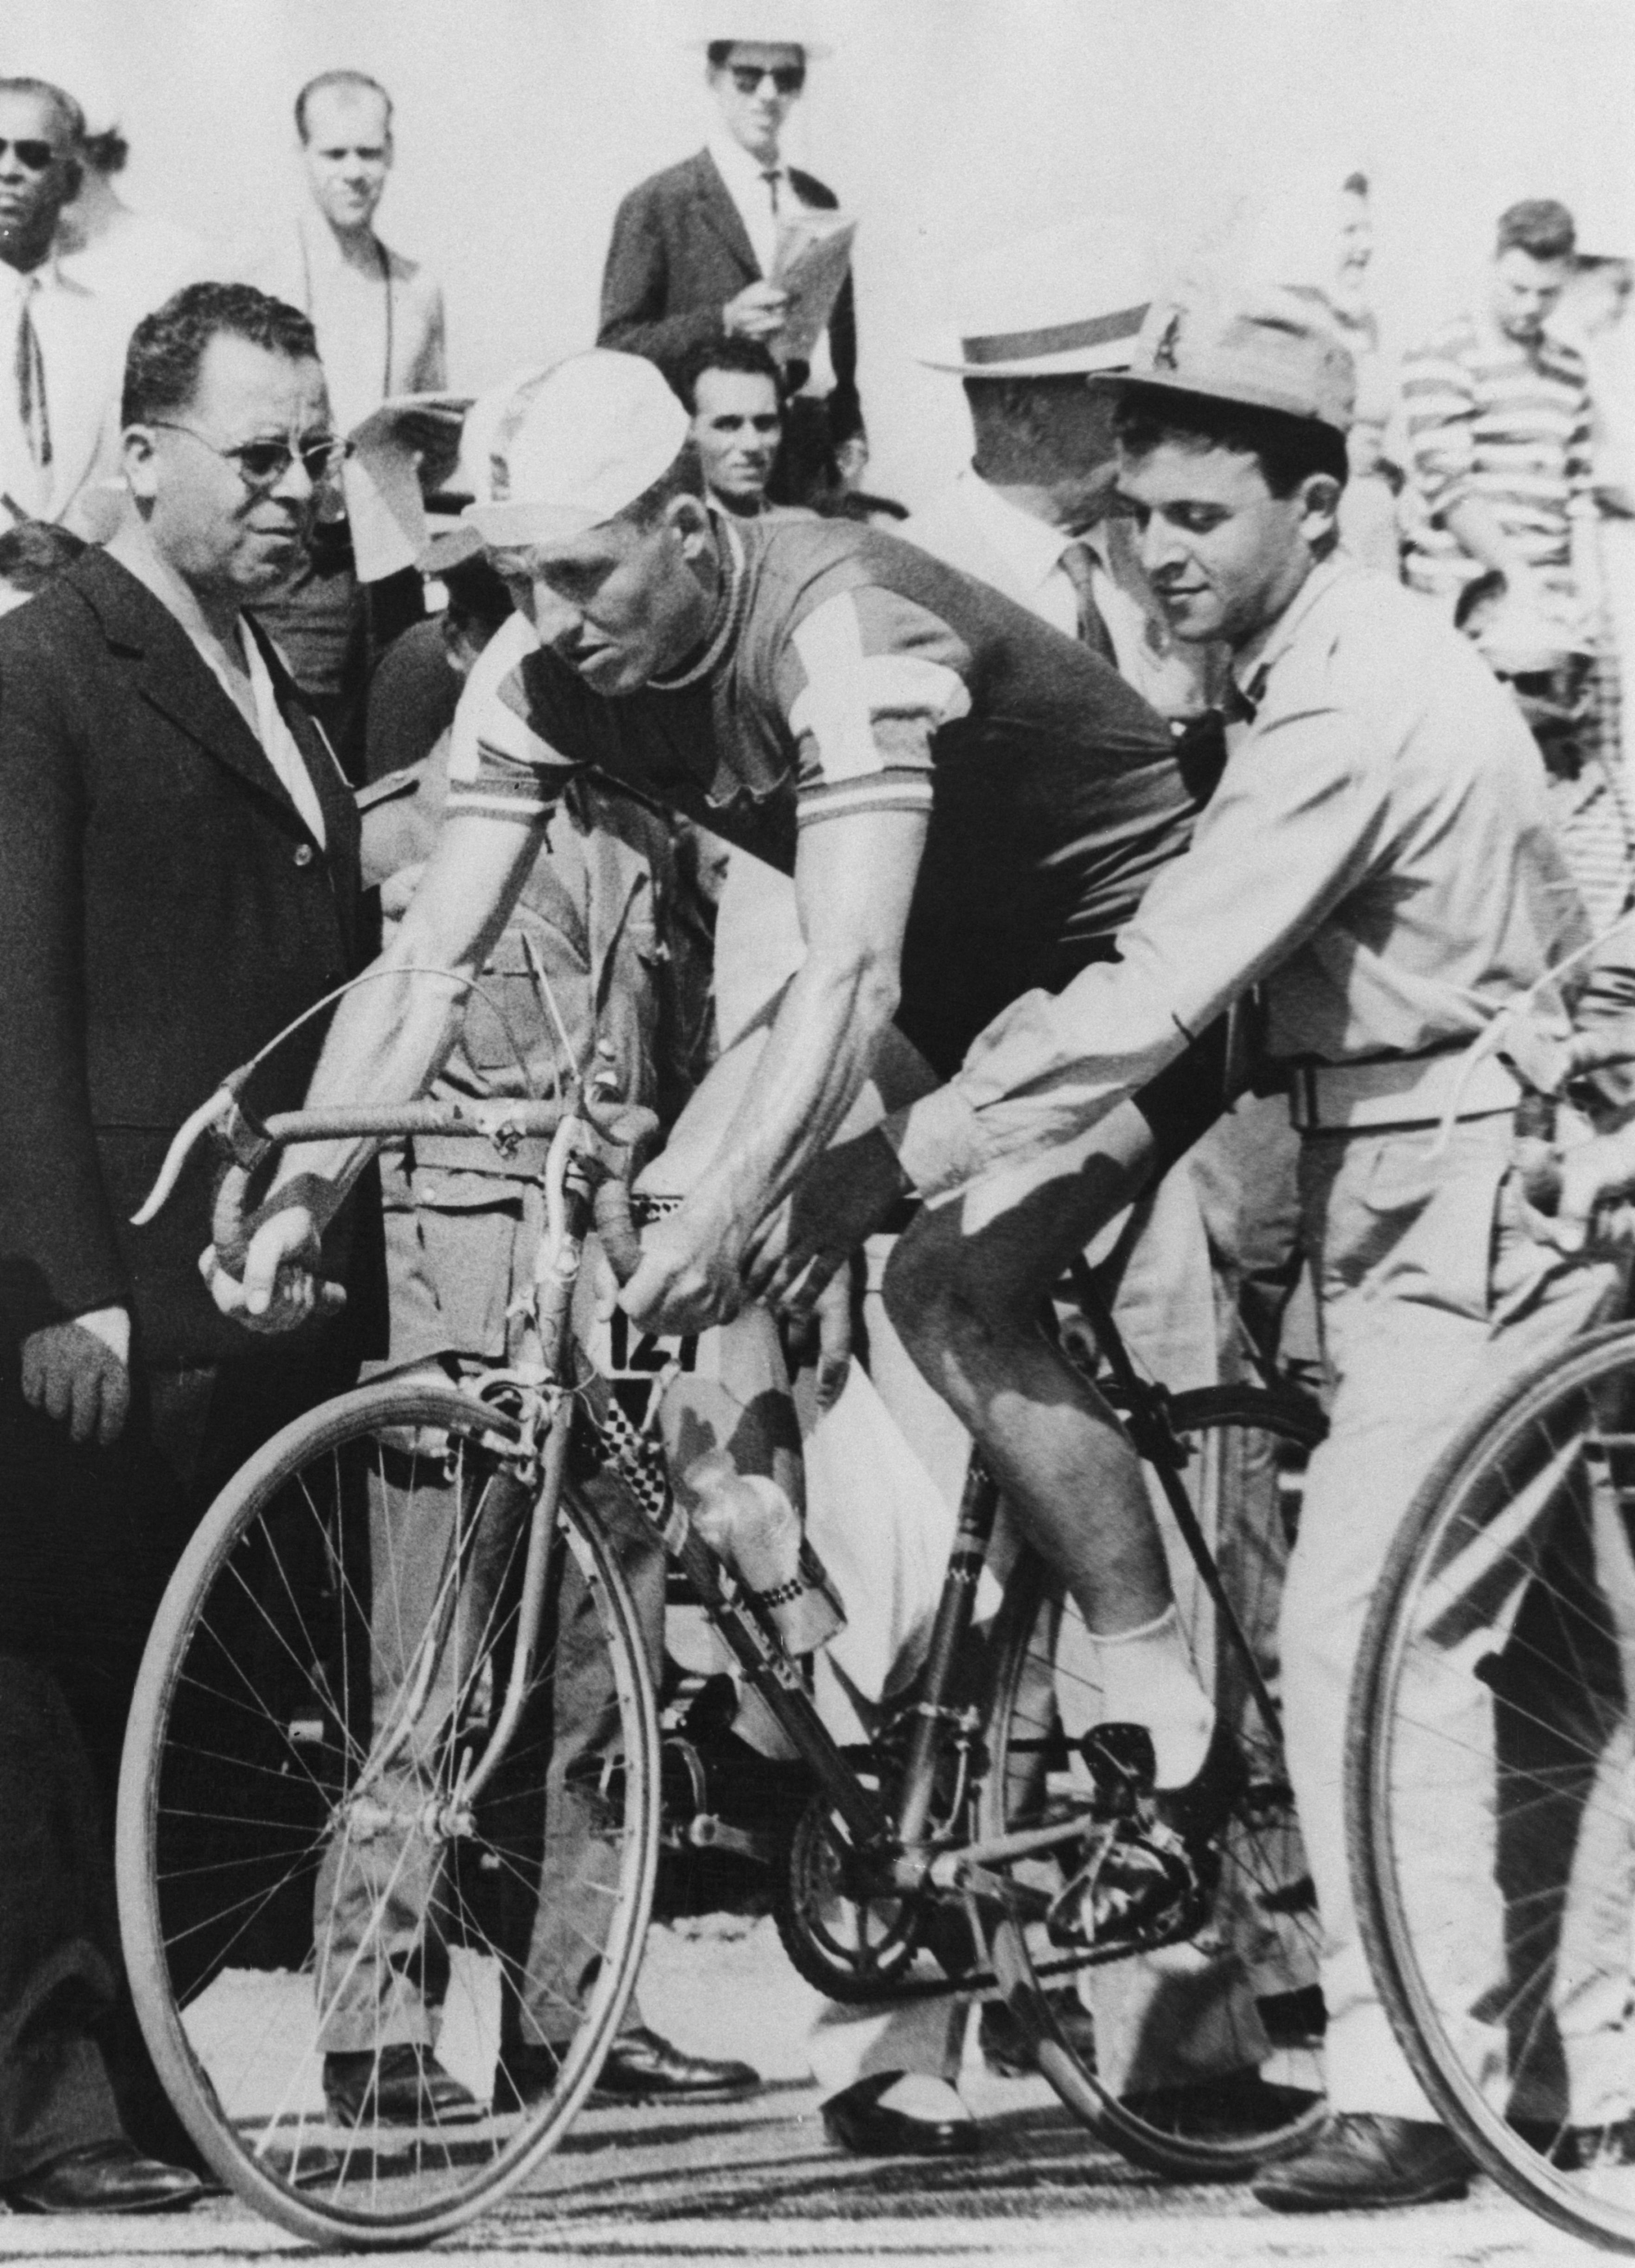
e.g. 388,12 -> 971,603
1077,1722 -> 1157,1820
1045,1816 -> 1212,1952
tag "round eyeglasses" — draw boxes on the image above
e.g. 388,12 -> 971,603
149,422 -> 344,494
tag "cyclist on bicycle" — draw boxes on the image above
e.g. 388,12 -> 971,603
772,270 -> 1630,2210
207,344 -> 1245,1933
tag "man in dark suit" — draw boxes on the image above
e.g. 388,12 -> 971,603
598,21 -> 862,505
0,281 -> 374,2213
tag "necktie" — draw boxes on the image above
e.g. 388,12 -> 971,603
1222,675 -> 1259,727
15,277 -> 51,471
1171,675 -> 1259,808
762,169 -> 781,224
1058,542 -> 1118,665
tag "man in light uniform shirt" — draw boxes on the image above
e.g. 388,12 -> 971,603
792,271 -> 1622,2210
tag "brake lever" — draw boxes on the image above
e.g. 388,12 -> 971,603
130,1066 -> 271,1226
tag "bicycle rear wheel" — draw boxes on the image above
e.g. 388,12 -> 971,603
116,1379 -> 660,2247
980,1386 -> 1327,2178
1352,1320 -> 1635,2254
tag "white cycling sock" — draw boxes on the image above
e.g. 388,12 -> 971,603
1090,1603 -> 1214,1790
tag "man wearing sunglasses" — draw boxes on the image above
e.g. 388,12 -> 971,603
0,280 -> 374,2215
0,77 -> 123,535
599,17 -> 863,505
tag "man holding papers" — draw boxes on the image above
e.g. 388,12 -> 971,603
598,10 -> 863,504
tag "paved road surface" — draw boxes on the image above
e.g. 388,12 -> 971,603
0,1919 -> 1604,2268
0,2085 -> 1600,2268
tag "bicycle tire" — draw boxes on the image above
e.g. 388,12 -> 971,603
116,1378 -> 660,2248
980,1387 -> 1327,2179
1352,1318 -> 1635,2254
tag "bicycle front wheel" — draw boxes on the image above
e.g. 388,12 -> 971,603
980,1387 -> 1327,2179
116,1379 -> 660,2247
1353,1320 -> 1635,2254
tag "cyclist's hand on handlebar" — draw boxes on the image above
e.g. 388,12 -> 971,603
619,1197 -> 747,1335
201,1205 -> 345,1332
1526,1124 -> 1635,1254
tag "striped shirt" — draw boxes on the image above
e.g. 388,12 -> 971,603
1400,310 -> 1594,602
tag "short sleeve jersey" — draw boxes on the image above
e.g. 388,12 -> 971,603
450,513 -> 1175,862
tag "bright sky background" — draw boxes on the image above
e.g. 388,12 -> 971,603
5,0 -> 1633,506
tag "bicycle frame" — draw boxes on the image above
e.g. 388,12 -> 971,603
145,1076 -> 1309,1918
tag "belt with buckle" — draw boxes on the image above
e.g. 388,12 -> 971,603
1286,1050 -> 1521,1133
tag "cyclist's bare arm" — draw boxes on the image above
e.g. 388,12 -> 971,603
621,804 -> 928,1334
208,808 -> 545,1325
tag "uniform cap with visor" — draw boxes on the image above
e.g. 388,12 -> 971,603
461,351 -> 692,549
1095,266 -> 1356,435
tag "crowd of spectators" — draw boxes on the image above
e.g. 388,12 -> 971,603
0,6 -> 1633,2223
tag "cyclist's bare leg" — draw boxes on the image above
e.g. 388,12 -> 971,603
883,1103 -> 1166,1624
883,1103 -> 1213,1784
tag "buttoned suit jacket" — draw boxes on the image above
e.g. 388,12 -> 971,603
598,147 -> 861,444
0,548 -> 373,1369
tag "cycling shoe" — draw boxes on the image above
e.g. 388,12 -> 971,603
1045,1718 -> 1247,1951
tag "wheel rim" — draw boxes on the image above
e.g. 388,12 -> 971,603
1358,1327 -> 1635,2251
118,1384 -> 659,2241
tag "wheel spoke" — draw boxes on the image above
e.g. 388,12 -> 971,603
121,1390 -> 658,2242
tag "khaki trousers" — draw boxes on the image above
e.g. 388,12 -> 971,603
1280,1112 -> 1621,2117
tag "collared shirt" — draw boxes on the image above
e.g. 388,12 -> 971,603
0,260 -> 51,519
906,469 -> 1221,719
885,557 -> 1589,1197
190,619 -> 327,846
705,127 -> 836,400
1400,305 -> 1594,602
0,254 -> 119,527
707,125 -> 786,282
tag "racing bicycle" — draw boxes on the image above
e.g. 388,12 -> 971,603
116,1064 -> 1328,2244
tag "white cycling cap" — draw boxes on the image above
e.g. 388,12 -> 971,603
462,352 -> 692,548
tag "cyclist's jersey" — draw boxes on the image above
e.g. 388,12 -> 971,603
448,513 -> 1195,1073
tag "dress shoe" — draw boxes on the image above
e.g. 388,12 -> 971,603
1252,2111 -> 1471,2211
5,2139 -> 205,2214
980,1992 -> 1096,2077
590,2027 -> 759,2105
821,2071 -> 980,2157
322,2045 -> 485,2127
492,2042 -> 564,2115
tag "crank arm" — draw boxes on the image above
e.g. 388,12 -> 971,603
926,1810 -> 1110,1889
